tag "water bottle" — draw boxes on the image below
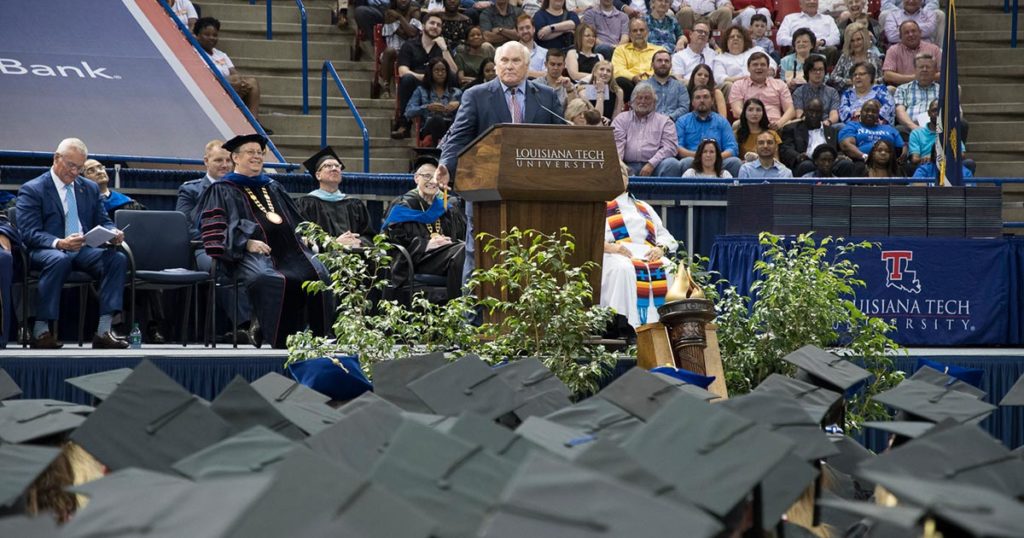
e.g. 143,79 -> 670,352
129,323 -> 142,349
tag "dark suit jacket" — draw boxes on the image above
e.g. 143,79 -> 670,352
176,175 -> 214,240
780,122 -> 840,169
15,171 -> 113,251
439,78 -> 564,173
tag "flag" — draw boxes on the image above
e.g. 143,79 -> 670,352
937,0 -> 964,186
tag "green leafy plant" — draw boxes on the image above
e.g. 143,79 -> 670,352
471,227 -> 617,396
713,232 -> 905,431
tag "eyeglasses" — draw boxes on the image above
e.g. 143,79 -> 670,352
692,29 -> 709,35
319,163 -> 343,171
59,154 -> 85,172
238,149 -> 266,157
415,172 -> 434,179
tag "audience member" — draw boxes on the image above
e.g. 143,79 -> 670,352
714,25 -> 777,98
378,0 -> 423,99
748,14 -> 777,61
882,20 -> 941,86
471,57 -> 498,85
913,144 -> 973,180
682,139 -> 733,177
16,138 -> 128,350
406,58 -> 464,145
676,87 -> 743,176
568,0 -> 598,14
334,0 -> 350,29
671,21 -> 718,84
838,0 -> 883,45
588,60 -> 625,121
393,13 -> 458,139
456,26 -> 496,87
296,147 -> 376,249
384,161 -> 467,301
776,0 -> 841,63
516,15 -> 550,78
650,50 -> 690,120
533,0 -> 581,51
687,64 -> 729,116
865,139 -> 903,177
566,23 -> 605,82
82,161 -> 145,220
169,0 -> 198,28
780,99 -> 848,176
613,83 -> 685,176
611,19 -> 665,101
646,0 -> 685,51
893,52 -> 939,135
536,49 -> 579,107
582,0 -> 630,58
838,99 -> 905,168
882,0 -> 938,46
829,22 -> 884,93
735,98 -> 780,161
729,52 -> 795,129
522,0 -> 543,16
440,0 -> 473,48
738,131 -> 795,178
792,54 -> 840,126
193,18 -> 268,131
803,144 -> 840,177
732,0 -> 773,32
602,162 -> 678,328
839,62 -> 895,124
355,0 -> 393,53
676,0 -> 734,34
480,0 -> 524,45
780,28 -> 817,88
566,97 -> 596,124
908,99 -> 975,174
0,211 -> 15,348
197,134 -> 333,349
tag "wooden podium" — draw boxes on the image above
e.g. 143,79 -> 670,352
454,124 -> 623,302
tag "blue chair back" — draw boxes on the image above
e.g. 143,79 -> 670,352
115,210 -> 193,271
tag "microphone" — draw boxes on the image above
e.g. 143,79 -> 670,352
530,84 -> 573,125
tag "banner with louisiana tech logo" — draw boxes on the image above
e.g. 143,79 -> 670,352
845,238 -> 1011,346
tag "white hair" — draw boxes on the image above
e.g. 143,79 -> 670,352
633,82 -> 657,102
56,138 -> 88,157
495,41 -> 530,64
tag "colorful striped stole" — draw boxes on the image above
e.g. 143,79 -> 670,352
606,198 -> 668,323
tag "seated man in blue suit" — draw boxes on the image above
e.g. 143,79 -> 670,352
434,40 -> 565,284
15,138 -> 128,349
0,212 -> 17,348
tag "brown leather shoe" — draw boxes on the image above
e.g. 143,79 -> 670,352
93,331 -> 129,350
31,332 -> 63,349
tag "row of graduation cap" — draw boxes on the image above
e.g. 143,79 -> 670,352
1,344 -> 1023,537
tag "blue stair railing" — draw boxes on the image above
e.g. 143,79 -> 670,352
250,0 -> 310,113
321,61 -> 371,172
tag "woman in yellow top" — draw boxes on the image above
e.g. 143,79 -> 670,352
735,98 -> 780,161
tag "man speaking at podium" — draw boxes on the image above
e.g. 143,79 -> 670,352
433,40 -> 565,284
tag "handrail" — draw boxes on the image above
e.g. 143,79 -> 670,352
1014,0 -> 1020,48
321,61 -> 371,172
250,0 -> 309,113
158,0 -> 289,165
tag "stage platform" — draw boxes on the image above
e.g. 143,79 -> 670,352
1,346 -> 1021,449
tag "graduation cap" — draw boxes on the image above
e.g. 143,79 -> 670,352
564,436 -> 680,502
720,391 -> 838,461
67,467 -> 189,498
872,379 -> 997,424
910,365 -> 987,399
623,390 -> 796,518
782,345 -> 872,395
493,358 -> 573,420
999,372 -> 1024,406
370,419 -> 519,538
753,373 -> 844,426
543,396 -> 645,446
597,368 -> 715,423
857,469 -> 1024,538
171,426 -> 298,480
0,399 -> 90,444
0,514 -> 60,538
816,498 -> 924,535
250,371 -> 331,406
371,353 -> 449,413
758,452 -> 820,531
70,360 -> 233,472
221,133 -> 267,153
0,444 -> 62,508
66,368 -> 133,402
210,376 -> 306,440
649,366 -> 716,389
302,145 -> 344,175
438,412 -> 531,461
479,451 -> 723,538
287,356 -> 372,402
855,422 -> 1024,499
514,416 -> 596,459
303,393 -> 405,472
405,355 -> 525,419
0,368 -> 21,401
410,154 -> 438,173
916,358 -> 984,389
861,420 -> 936,441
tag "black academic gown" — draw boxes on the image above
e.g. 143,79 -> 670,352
197,175 -> 333,348
384,190 -> 467,299
295,195 -> 376,247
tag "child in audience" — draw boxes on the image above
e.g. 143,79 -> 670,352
749,15 -> 779,63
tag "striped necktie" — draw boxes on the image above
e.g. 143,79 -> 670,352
509,87 -> 522,124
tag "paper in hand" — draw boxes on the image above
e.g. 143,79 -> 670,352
84,225 -> 117,247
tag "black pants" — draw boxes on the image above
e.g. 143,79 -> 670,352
397,74 -> 420,129
419,116 -> 454,145
616,76 -> 636,103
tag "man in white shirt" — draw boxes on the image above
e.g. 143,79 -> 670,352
671,21 -> 721,82
776,0 -> 841,64
881,0 -> 943,47
675,0 -> 734,34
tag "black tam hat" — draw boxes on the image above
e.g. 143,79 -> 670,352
222,134 -> 268,153
303,146 -> 344,175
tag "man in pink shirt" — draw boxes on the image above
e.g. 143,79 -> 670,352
883,20 -> 941,85
728,52 -> 795,130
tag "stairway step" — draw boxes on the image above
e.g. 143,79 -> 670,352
272,134 -> 414,151
964,121 -> 1024,141
249,73 -> 374,97
216,36 -> 350,60
960,65 -> 1024,84
263,93 -> 399,112
963,102 -> 1024,115
218,20 -> 344,37
262,112 -> 392,134
957,29 -> 1024,44
956,7 -> 1021,30
958,47 -> 1024,64
959,83 -> 1023,104
975,161 -> 1024,177
199,1 -> 336,26
230,56 -> 372,74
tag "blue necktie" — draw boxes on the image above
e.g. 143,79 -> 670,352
65,184 -> 81,237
